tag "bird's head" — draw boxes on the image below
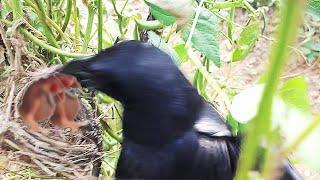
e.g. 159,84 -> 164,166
61,41 -> 198,106
61,41 -> 203,145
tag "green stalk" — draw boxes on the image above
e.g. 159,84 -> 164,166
235,1 -> 306,179
72,0 -> 81,50
11,0 -> 42,37
164,25 -> 174,43
111,0 -> 123,36
261,148 -> 275,180
57,0 -> 65,8
188,49 -> 231,108
31,0 -> 66,62
33,0 -> 58,47
227,6 -> 235,41
97,0 -> 103,52
185,0 -> 230,108
81,3 -> 95,53
17,1 -> 46,37
132,21 -> 140,40
135,19 -> 164,30
242,0 -> 257,16
27,0 -> 71,43
25,0 -> 72,43
186,0 -> 205,47
193,58 -> 210,97
23,30 -> 86,58
2,19 -> 87,58
12,0 -> 23,19
207,1 -> 242,10
100,119 -> 123,143
47,0 -> 52,18
120,0 -> 129,14
44,14 -> 72,43
62,0 -> 72,33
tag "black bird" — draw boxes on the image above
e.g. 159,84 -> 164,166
61,41 -> 301,179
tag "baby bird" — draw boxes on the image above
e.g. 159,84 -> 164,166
50,90 -> 88,132
19,73 -> 83,132
19,75 -> 65,132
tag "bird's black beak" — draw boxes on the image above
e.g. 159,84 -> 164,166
59,58 -> 98,89
60,59 -> 85,76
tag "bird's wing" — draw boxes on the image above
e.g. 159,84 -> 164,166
187,102 -> 239,179
194,102 -> 232,137
193,102 -> 301,180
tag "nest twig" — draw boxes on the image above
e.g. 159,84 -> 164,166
0,22 -> 102,179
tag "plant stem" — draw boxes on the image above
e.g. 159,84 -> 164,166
185,0 -> 230,109
100,119 -> 123,143
132,21 -> 140,40
164,25 -> 174,43
213,11 -> 243,28
186,0 -> 204,47
187,49 -> 231,110
62,0 -> 72,33
26,0 -> 71,44
72,0 -> 81,50
235,1 -> 306,179
242,0 -> 257,16
11,0 -> 44,37
121,0 -> 129,14
45,12 -> 72,43
227,6 -> 235,41
31,0 -> 66,62
33,0 -> 58,46
2,19 -> 87,58
47,0 -> 52,18
111,0 -> 124,36
97,0 -> 103,52
81,2 -> 95,53
206,1 -> 242,10
12,0 -> 23,19
135,19 -> 164,30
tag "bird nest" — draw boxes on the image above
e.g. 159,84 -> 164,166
0,24 -> 102,178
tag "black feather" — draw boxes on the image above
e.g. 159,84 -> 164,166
61,40 -> 301,180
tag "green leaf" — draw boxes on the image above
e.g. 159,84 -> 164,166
230,84 -> 265,124
227,114 -> 239,136
147,31 -> 181,65
193,58 -> 210,98
306,53 -> 316,63
232,21 -> 261,62
279,77 -> 311,114
307,0 -> 320,19
182,8 -> 221,67
173,43 -> 189,63
97,92 -> 115,104
302,39 -> 320,63
144,0 -> 176,26
303,39 -> 320,51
